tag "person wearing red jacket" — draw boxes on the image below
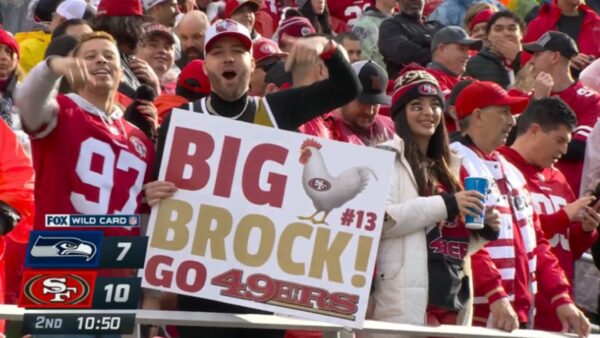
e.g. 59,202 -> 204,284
521,0 -> 600,68
498,97 -> 600,332
524,31 -> 600,193
450,80 -> 591,336
0,118 -> 34,333
326,60 -> 395,146
427,26 -> 482,133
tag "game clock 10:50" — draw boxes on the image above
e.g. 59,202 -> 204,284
77,315 -> 121,330
23,313 -> 136,335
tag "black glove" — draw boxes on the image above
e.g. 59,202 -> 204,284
0,201 -> 20,236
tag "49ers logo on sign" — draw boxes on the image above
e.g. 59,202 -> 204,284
19,270 -> 96,308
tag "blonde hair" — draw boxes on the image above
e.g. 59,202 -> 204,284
73,31 -> 118,56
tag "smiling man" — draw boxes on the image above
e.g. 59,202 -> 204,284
135,22 -> 177,92
498,97 -> 599,333
427,25 -> 482,132
16,31 -> 155,236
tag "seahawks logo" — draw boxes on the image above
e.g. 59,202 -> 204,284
31,236 -> 97,262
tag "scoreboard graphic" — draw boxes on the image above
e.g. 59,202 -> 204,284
20,214 -> 147,335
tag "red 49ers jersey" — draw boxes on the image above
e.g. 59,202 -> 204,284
553,81 -> 600,192
326,0 -> 369,27
29,94 -> 155,236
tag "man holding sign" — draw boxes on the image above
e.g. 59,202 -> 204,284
144,18 -> 363,338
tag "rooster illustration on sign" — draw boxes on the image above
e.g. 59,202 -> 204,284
298,139 -> 377,225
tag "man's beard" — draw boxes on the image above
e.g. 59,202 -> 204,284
176,46 -> 204,68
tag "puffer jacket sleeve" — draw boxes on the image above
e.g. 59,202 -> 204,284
382,146 -> 448,238
0,119 -> 34,243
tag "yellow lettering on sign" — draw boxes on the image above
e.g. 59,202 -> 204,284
277,222 -> 313,275
309,228 -> 353,283
151,199 -> 193,250
234,214 -> 275,267
191,204 -> 232,260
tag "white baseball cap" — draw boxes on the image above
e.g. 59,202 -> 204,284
55,0 -> 89,19
204,19 -> 252,56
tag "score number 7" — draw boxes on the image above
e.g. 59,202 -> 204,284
116,242 -> 132,261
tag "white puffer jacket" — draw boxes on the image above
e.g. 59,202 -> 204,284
363,135 -> 486,338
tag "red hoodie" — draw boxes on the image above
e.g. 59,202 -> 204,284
522,1 -> 600,65
499,146 -> 598,331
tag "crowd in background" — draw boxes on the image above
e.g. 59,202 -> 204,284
1,0 -> 600,337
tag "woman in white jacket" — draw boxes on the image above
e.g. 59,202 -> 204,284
368,66 -> 500,337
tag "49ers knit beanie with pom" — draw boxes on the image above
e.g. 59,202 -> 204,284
390,63 -> 445,121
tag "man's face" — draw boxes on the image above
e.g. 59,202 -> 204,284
438,43 -> 470,75
399,0 -> 424,17
340,99 -> 380,130
530,50 -> 556,77
530,124 -> 571,168
77,38 -> 122,92
136,35 -> 175,77
204,36 -> 254,101
65,23 -> 93,39
177,19 -> 207,60
487,17 -> 522,45
231,5 -> 256,31
153,0 -> 180,27
477,105 -> 516,150
0,45 -> 17,80
342,38 -> 362,63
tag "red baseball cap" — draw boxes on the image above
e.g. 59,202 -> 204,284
253,38 -> 288,63
177,59 -> 211,95
455,80 -> 529,120
97,0 -> 143,16
224,0 -> 260,18
204,19 -> 253,55
0,28 -> 19,58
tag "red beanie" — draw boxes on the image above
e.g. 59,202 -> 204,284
97,0 -> 143,16
0,29 -> 19,58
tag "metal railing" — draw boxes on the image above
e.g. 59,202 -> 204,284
1,305 -> 599,338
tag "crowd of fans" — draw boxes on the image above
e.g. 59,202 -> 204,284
1,0 -> 600,337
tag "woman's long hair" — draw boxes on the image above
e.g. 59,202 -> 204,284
299,1 -> 332,35
394,100 -> 462,196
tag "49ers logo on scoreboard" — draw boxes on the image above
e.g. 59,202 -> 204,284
19,270 -> 97,308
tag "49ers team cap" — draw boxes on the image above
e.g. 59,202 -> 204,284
253,37 -> 288,64
352,60 -> 390,105
455,80 -> 529,119
204,19 -> 252,55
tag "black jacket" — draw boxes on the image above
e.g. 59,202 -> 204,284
464,47 -> 522,89
378,12 -> 443,78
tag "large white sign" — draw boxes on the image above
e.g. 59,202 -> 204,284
141,109 -> 395,328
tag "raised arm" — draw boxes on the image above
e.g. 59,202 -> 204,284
266,36 -> 361,130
